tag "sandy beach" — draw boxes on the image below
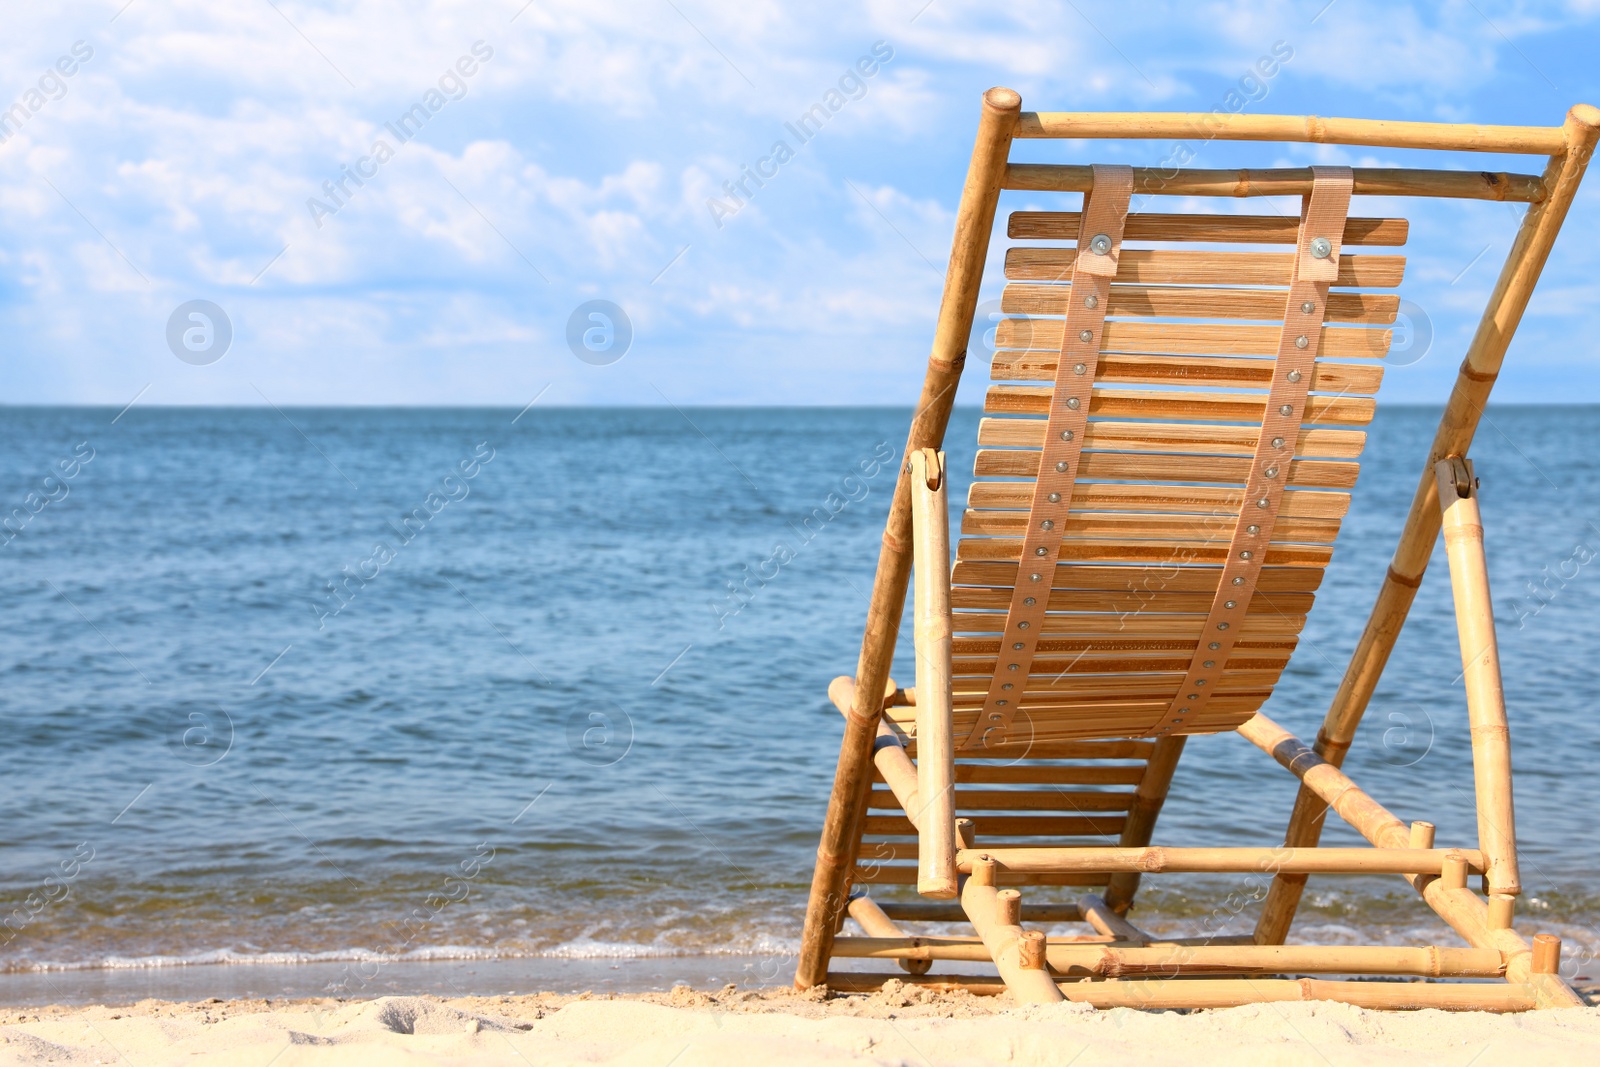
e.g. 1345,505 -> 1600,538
3,984 -> 1599,1066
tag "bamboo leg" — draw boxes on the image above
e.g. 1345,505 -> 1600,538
1103,736 -> 1185,912
1436,458 -> 1521,896
1255,104 -> 1600,946
909,449 -> 957,898
961,857 -> 1064,1003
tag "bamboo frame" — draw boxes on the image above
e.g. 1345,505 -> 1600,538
798,90 -> 1599,1011
909,449 -> 957,898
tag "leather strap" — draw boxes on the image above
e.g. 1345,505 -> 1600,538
963,164 -> 1133,751
1149,165 -> 1354,737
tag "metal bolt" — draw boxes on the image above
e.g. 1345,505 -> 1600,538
1224,600 -> 1236,609
1060,430 -> 1073,441
1271,436 -> 1285,449
1073,363 -> 1087,375
1055,461 -> 1069,472
1084,294 -> 1099,309
1186,694 -> 1197,700
1030,573 -> 1042,582
1040,519 -> 1054,531
1196,679 -> 1207,686
1008,662 -> 1020,670
1089,233 -> 1112,255
1078,329 -> 1094,343
1034,546 -> 1049,556
1246,525 -> 1259,535
1208,642 -> 1221,650
1017,620 -> 1030,629
1232,577 -> 1244,586
1013,642 -> 1025,650
1265,466 -> 1278,479
1300,300 -> 1315,314
1287,369 -> 1302,383
1023,597 -> 1036,606
1310,236 -> 1332,259
1240,550 -> 1253,560
1203,660 -> 1215,668
1295,335 -> 1309,349
1002,682 -> 1013,690
1066,397 -> 1081,410
1257,498 -> 1270,509
1217,621 -> 1230,630
996,699 -> 1008,707
1279,404 -> 1293,416
1047,492 -> 1061,503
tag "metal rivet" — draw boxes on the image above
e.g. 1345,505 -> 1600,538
1310,236 -> 1332,259
1055,461 -> 1070,472
1246,525 -> 1259,535
1073,363 -> 1087,375
1232,577 -> 1244,586
1047,492 -> 1061,503
1013,642 -> 1025,650
1186,694 -> 1197,700
1034,546 -> 1049,556
1208,642 -> 1221,650
1002,683 -> 1013,690
1203,660 -> 1215,669
1017,620 -> 1030,629
1060,430 -> 1073,441
1294,335 -> 1309,350
1078,329 -> 1094,343
1195,679 -> 1207,686
1030,573 -> 1043,582
1217,622 -> 1230,631
1089,233 -> 1112,255
1040,520 -> 1054,531
1264,467 -> 1279,479
1271,437 -> 1285,449
996,699 -> 1008,706
1008,663 -> 1020,671
1023,597 -> 1036,606
1300,300 -> 1315,314
1257,498 -> 1270,509
1279,404 -> 1293,416
1224,600 -> 1236,609
1084,294 -> 1099,309
1286,369 -> 1302,383
1066,397 -> 1081,410
1240,550 -> 1253,560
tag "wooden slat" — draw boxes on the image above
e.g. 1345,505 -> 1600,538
992,352 -> 1386,395
1004,247 -> 1405,286
871,789 -> 1136,812
957,537 -> 1332,568
1001,284 -> 1400,323
974,449 -> 1360,488
952,652 -> 1293,675
1008,211 -> 1410,246
976,418 -> 1366,460
862,814 -> 1127,836
950,585 -> 1316,615
950,634 -> 1297,655
951,672 -> 1283,698
985,385 -> 1376,426
856,865 -> 1106,886
905,739 -> 1156,760
994,319 -> 1392,359
960,508 -> 1339,544
963,485 -> 1349,522
949,610 -> 1308,636
876,765 -> 1148,786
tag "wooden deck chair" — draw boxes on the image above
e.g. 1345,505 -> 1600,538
795,88 -> 1599,1012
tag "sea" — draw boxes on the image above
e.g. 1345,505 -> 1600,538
3,405 -> 1599,1004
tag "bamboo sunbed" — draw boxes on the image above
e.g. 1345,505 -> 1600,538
796,91 -> 1599,1011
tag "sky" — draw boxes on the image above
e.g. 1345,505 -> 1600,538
3,0 -> 1600,408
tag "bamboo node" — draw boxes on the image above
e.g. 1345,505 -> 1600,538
1019,930 -> 1047,970
997,888 -> 1023,927
971,856 -> 997,887
1531,934 -> 1561,975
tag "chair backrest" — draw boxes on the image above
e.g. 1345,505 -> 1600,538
943,192 -> 1407,746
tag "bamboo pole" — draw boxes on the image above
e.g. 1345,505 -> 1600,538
1079,893 -> 1152,944
959,846 -> 1482,875
824,974 -> 1540,1011
1103,736 -> 1185,911
1013,112 -> 1567,154
828,677 -> 923,822
795,86 -> 1020,990
1255,103 -> 1600,947
961,856 -> 1064,1003
1004,164 -> 1545,202
1436,458 -> 1521,896
880,901 -> 1083,923
845,893 -> 931,975
909,449 -> 957,899
1239,713 -> 1585,1006
830,938 -> 1505,978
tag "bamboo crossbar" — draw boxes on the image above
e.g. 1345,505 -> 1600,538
957,846 -> 1484,876
1003,164 -> 1546,202
831,937 -> 1506,978
1014,112 -> 1569,154
823,974 -> 1541,1011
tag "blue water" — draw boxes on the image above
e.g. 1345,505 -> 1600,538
3,405 -> 1600,994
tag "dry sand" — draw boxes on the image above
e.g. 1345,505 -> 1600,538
2,982 -> 1598,1066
